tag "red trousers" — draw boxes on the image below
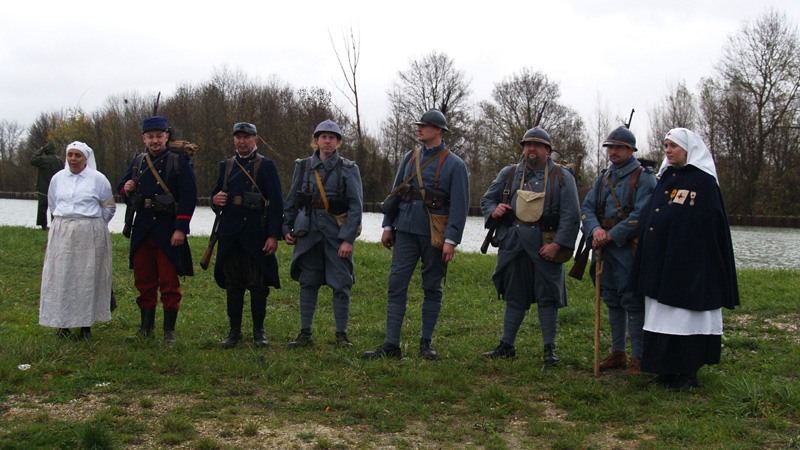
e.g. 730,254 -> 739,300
133,236 -> 181,311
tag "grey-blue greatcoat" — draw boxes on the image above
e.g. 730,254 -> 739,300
283,150 -> 363,289
480,158 -> 580,309
580,159 -> 656,309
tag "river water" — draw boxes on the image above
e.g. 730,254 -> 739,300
2,198 -> 798,269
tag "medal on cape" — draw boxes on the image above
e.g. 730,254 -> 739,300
673,189 -> 690,205
690,191 -> 696,206
668,189 -> 677,204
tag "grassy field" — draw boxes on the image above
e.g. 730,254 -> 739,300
0,225 -> 798,450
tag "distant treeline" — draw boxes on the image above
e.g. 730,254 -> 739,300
1,10 -> 799,216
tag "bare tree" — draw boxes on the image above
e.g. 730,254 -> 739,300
329,26 -> 363,145
646,81 -> 699,161
382,51 -> 472,152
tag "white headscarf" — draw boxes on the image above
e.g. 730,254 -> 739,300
64,141 -> 97,171
658,128 -> 718,184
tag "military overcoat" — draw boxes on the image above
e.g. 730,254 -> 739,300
283,150 -> 362,286
210,151 -> 284,289
118,149 -> 197,276
480,158 -> 580,308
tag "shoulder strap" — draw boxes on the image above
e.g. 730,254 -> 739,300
165,151 -> 179,178
234,157 -> 265,200
222,157 -> 235,191
501,163 -> 519,204
628,166 -> 644,209
145,153 -> 174,198
252,157 -> 263,193
132,153 -> 146,184
433,149 -> 450,189
386,148 -> 445,198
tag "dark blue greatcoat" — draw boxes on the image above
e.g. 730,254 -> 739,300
630,165 -> 739,311
118,150 -> 197,276
210,151 -> 284,289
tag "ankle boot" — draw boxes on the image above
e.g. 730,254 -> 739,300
126,308 -> 155,342
335,331 -> 353,348
543,343 -> 561,366
361,342 -> 402,360
78,327 -> 91,341
419,338 -> 439,360
288,329 -> 313,348
220,329 -> 242,349
253,329 -> 269,347
482,341 -> 516,359
163,310 -> 178,344
598,350 -> 627,371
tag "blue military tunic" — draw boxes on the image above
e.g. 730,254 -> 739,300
283,150 -> 363,287
480,158 -> 580,308
210,151 -> 284,289
381,144 -> 470,243
581,158 -> 656,309
118,149 -> 197,276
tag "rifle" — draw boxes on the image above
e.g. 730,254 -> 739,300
123,92 -> 162,238
594,248 -> 604,378
568,234 -> 591,280
200,208 -> 221,270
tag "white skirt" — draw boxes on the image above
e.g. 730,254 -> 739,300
643,296 -> 723,336
39,216 -> 112,328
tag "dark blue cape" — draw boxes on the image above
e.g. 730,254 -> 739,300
630,165 -> 739,311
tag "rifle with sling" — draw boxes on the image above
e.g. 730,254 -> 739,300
200,158 -> 236,270
123,92 -> 162,238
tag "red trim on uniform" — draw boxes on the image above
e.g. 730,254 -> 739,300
176,215 -> 192,220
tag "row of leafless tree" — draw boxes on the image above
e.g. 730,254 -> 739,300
1,9 -> 797,215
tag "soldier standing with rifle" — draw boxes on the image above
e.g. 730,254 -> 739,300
283,120 -> 363,348
362,109 -> 470,360
579,119 -> 656,374
480,125 -> 580,364
212,122 -> 283,349
119,116 -> 197,343
30,142 -> 63,230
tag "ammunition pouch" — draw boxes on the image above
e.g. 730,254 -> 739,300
241,192 -> 264,211
127,192 -> 143,211
380,194 -> 401,216
399,184 -> 422,202
539,213 -> 571,263
295,191 -> 313,210
153,194 -> 176,214
539,213 -> 560,233
327,197 -> 349,215
423,187 -> 450,210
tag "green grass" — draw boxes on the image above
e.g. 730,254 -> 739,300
0,225 -> 798,449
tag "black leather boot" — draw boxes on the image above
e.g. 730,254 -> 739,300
56,328 -> 71,339
419,338 -> 439,360
126,308 -> 156,342
543,343 -> 561,366
335,331 -> 353,348
361,343 -> 402,360
163,310 -> 178,344
482,341 -> 516,359
220,329 -> 242,349
78,327 -> 91,341
667,372 -> 699,392
253,329 -> 269,347
288,329 -> 313,348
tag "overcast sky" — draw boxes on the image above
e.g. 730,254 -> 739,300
3,0 -> 799,147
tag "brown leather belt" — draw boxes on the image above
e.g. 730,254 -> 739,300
601,218 -> 619,228
143,199 -> 153,208
232,196 -> 243,206
401,190 -> 424,201
311,200 -> 327,209
513,217 -> 539,226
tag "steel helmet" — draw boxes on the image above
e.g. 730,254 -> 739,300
413,109 -> 449,132
519,127 -> 552,149
313,119 -> 343,140
603,126 -> 637,151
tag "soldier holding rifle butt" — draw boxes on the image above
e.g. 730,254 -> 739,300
211,122 -> 283,349
580,122 -> 656,374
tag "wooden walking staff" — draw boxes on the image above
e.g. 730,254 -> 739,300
594,248 -> 604,377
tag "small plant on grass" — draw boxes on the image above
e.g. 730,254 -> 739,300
159,415 -> 195,445
297,432 -> 315,442
195,437 -> 223,450
76,421 -> 115,450
139,397 -> 154,409
243,422 -> 259,436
